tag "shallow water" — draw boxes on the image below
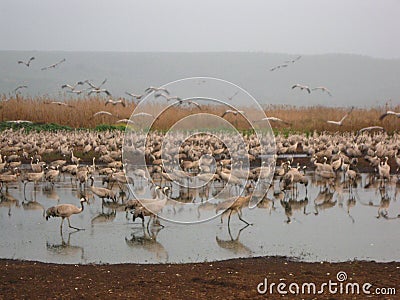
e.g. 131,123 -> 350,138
0,172 -> 399,264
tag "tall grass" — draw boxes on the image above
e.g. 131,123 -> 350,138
0,96 -> 398,133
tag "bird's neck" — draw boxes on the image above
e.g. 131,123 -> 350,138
80,201 -> 85,212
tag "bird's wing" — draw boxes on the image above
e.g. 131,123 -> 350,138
306,87 -> 311,93
379,113 -> 388,121
221,111 -> 230,118
291,84 -> 298,89
339,114 -> 348,123
93,111 -> 112,117
188,101 -> 201,109
327,120 -> 339,125
160,88 -> 170,95
17,61 -> 24,64
358,126 -> 384,133
85,80 -> 97,89
99,78 -> 107,88
104,90 -> 111,96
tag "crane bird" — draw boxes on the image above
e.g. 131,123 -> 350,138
216,196 -> 252,226
291,84 -> 311,93
270,64 -> 288,71
284,55 -> 302,64
155,93 -> 182,101
129,186 -> 170,228
116,119 -> 136,125
88,88 -> 111,96
326,107 -> 354,126
261,117 -> 291,125
46,197 -> 88,232
61,81 -> 85,90
85,78 -> 107,89
125,92 -> 143,100
379,110 -> 400,121
13,85 -> 28,93
17,56 -> 35,67
131,112 -> 155,119
92,111 -> 114,118
6,120 -> 33,124
67,89 -> 87,95
357,126 -> 385,134
173,99 -> 201,110
312,86 -> 332,96
105,99 -> 126,107
41,58 -> 66,70
45,101 -> 74,108
227,90 -> 240,100
145,86 -> 170,95
221,109 -> 245,118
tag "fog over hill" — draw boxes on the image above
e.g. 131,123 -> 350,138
0,51 -> 399,107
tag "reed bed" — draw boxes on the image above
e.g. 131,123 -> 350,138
0,96 -> 398,133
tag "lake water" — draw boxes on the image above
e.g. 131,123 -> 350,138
0,172 -> 399,264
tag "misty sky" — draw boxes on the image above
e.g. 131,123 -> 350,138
1,0 -> 399,58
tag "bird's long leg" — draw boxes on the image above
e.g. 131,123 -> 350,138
237,210 -> 252,226
67,217 -> 84,231
60,218 -> 64,233
23,182 -> 29,200
227,210 -> 233,227
147,216 -> 152,230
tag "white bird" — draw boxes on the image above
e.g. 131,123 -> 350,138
227,90 -> 240,100
379,110 -> 400,121
262,117 -> 291,125
269,64 -> 288,71
291,84 -> 311,93
116,119 -> 136,125
85,78 -> 107,90
145,86 -> 170,95
13,85 -> 28,93
284,55 -> 302,64
105,99 -> 126,107
173,100 -> 201,110
61,81 -> 85,90
46,197 -> 87,232
357,126 -> 385,134
312,86 -> 332,96
92,111 -> 114,117
221,109 -> 245,118
6,120 -> 33,124
155,93 -> 181,101
131,112 -> 155,119
88,88 -> 111,96
45,101 -> 74,108
125,92 -> 143,100
66,89 -> 87,95
41,58 -> 66,70
326,107 -> 354,126
17,56 -> 35,67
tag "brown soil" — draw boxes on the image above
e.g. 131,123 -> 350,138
0,258 -> 398,299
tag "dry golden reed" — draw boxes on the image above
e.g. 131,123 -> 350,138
0,96 -> 398,133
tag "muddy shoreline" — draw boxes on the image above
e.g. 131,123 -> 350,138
0,257 -> 398,299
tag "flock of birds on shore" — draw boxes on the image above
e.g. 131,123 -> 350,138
0,126 -> 399,234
